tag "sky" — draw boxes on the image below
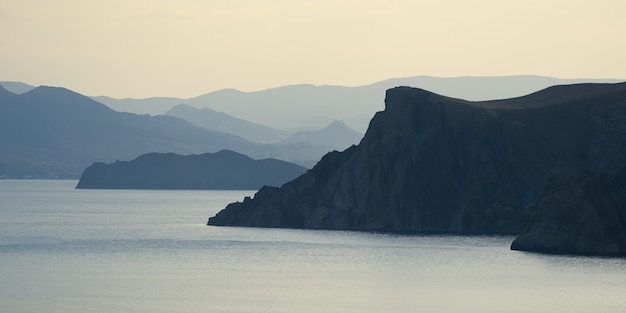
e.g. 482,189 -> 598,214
1,0 -> 625,98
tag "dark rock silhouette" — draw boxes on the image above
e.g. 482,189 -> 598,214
511,172 -> 626,256
208,83 -> 626,250
76,150 -> 307,190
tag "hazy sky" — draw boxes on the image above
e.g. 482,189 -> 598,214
1,0 -> 625,98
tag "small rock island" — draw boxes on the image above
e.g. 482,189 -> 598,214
76,150 -> 307,190
208,83 -> 626,256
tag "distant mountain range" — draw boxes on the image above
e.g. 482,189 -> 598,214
3,76 -> 621,134
0,85 -> 329,178
283,120 -> 363,150
165,103 -> 364,149
0,76 -> 622,179
86,76 -> 622,132
0,81 -> 35,94
164,104 -> 289,143
76,150 -> 307,190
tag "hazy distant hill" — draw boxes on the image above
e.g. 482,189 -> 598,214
165,103 -> 363,149
93,95 -> 182,117
0,81 -> 36,94
0,84 -> 17,101
164,104 -> 288,143
88,76 -> 622,132
0,86 -> 327,178
77,150 -> 307,190
283,120 -> 364,150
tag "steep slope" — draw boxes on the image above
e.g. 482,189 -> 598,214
0,86 -> 323,178
511,172 -> 626,256
284,120 -> 364,150
208,83 -> 626,238
76,150 -> 307,190
165,104 -> 288,143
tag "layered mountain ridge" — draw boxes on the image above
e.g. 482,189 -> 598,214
283,120 -> 363,150
0,86 -> 325,178
165,104 -> 289,143
90,76 -> 622,132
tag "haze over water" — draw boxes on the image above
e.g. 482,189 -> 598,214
1,180 -> 625,313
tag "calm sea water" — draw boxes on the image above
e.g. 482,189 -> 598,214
1,180 -> 625,313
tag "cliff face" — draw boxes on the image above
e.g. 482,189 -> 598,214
511,172 -> 626,256
208,83 -> 626,237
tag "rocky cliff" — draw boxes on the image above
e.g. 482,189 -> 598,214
208,83 -> 626,240
511,172 -> 626,256
76,150 -> 307,190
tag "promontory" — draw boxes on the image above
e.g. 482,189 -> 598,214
208,83 -> 626,256
77,150 -> 307,190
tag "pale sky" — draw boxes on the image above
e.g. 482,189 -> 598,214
1,0 -> 625,98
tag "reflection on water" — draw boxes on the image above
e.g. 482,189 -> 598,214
1,180 -> 625,313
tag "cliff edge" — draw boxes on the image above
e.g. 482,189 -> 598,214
511,172 -> 626,256
208,83 -> 626,253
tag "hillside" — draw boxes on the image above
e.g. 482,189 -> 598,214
283,120 -> 364,150
0,86 -> 325,178
77,150 -> 307,190
0,81 -> 35,94
165,104 -> 288,143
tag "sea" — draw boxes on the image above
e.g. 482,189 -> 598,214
1,179 -> 625,313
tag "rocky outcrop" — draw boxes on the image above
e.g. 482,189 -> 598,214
208,83 -> 626,240
76,150 -> 307,190
511,172 -> 626,256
